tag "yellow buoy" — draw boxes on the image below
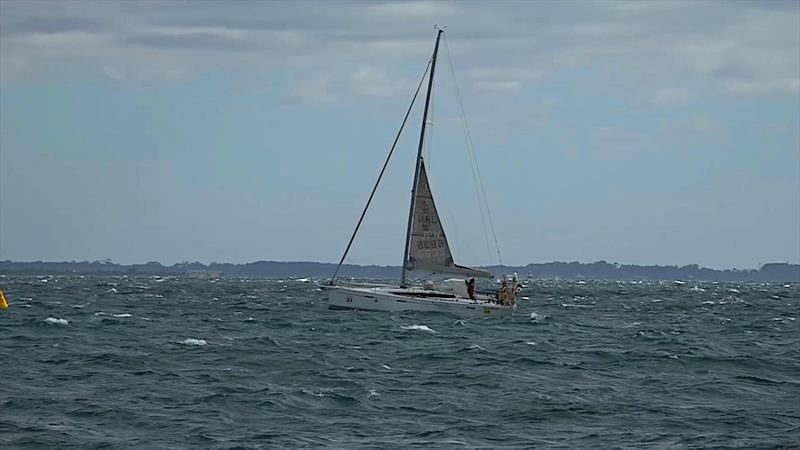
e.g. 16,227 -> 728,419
0,288 -> 8,309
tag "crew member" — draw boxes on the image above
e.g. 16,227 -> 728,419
466,277 -> 476,300
498,279 -> 508,305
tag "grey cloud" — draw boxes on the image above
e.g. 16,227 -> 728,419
0,0 -> 797,98
1,16 -> 107,35
122,32 -> 260,51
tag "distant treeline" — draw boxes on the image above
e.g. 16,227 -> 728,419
1,260 -> 798,282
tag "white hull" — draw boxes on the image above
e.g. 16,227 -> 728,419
325,285 -> 515,317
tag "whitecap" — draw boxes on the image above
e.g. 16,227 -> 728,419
529,312 -> 545,321
530,391 -> 552,401
297,278 -> 310,283
525,341 -> 537,346
44,317 -> 68,325
469,344 -> 485,351
300,388 -> 326,397
181,338 -> 207,346
520,296 -> 530,300
106,288 -> 117,294
367,389 -> 379,397
401,324 -> 436,333
381,364 -> 392,370
112,313 -> 132,318
728,288 -> 740,293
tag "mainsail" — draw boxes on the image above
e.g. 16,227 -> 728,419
406,160 -> 491,278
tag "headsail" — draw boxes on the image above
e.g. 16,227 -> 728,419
406,160 -> 491,279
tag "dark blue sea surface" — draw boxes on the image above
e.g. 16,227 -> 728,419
1,275 -> 798,449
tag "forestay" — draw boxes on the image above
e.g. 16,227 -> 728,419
406,159 -> 491,279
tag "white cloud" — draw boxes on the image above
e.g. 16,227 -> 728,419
720,77 -> 800,96
471,80 -> 522,94
591,126 -> 655,154
688,114 -> 714,132
348,67 -> 412,97
652,87 -> 690,106
284,75 -> 337,104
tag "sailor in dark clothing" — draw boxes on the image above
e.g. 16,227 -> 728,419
466,277 -> 476,300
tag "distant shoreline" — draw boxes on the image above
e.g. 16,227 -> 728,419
1,260 -> 797,282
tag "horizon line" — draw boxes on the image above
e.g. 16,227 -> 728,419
3,258 -> 798,272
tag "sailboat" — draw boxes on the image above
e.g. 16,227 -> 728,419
326,29 -> 516,316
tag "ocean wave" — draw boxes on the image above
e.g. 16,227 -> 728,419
1,276 -> 798,449
401,324 -> 436,333
43,317 -> 68,325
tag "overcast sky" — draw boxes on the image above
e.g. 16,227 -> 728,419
1,0 -> 798,269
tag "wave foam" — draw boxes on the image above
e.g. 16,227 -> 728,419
181,338 -> 207,346
113,313 -> 132,318
401,324 -> 436,333
44,317 -> 68,325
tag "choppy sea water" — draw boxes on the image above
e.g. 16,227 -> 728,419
0,275 -> 798,449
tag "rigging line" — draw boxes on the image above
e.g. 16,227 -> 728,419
442,36 -> 492,260
442,36 -> 492,262
443,36 -> 503,265
330,59 -> 433,284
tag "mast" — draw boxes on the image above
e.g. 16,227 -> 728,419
401,28 -> 444,287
